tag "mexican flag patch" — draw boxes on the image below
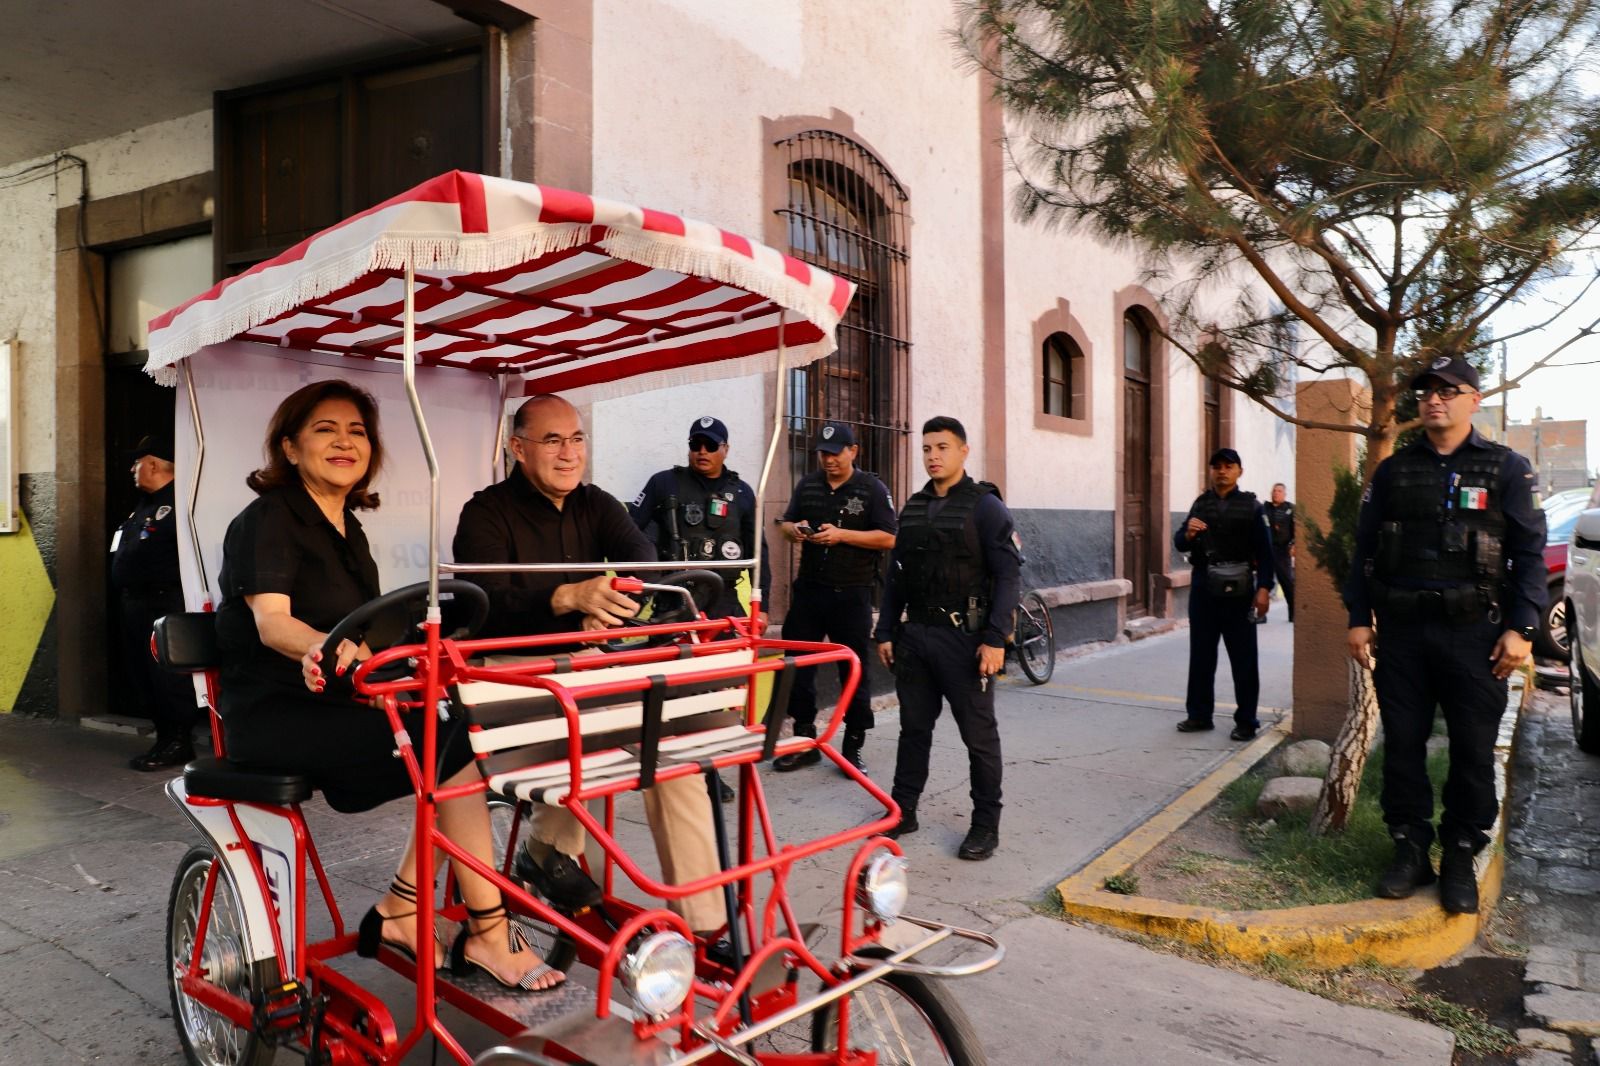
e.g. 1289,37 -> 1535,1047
1459,486 -> 1489,510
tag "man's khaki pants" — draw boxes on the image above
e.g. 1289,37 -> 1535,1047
486,653 -> 726,932
530,779 -> 727,932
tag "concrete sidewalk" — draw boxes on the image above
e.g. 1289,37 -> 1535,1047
0,613 -> 1453,1064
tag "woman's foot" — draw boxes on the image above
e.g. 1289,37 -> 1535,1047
454,906 -> 565,991
372,893 -> 445,968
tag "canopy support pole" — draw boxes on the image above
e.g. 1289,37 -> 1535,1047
749,311 -> 787,616
180,362 -> 213,607
402,262 -> 442,623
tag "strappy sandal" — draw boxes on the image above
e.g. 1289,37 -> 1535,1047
356,874 -> 442,967
449,903 -> 566,992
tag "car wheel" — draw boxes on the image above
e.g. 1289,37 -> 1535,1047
1539,578 -> 1568,659
1571,618 -> 1600,756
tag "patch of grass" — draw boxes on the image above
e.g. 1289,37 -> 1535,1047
1102,872 -> 1140,895
1402,992 -> 1518,1056
1165,847 -> 1222,876
1199,744 -> 1452,907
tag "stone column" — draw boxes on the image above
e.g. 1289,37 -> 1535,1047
1292,379 -> 1370,741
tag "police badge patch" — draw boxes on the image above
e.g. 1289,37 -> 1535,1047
720,540 -> 742,559
1430,356 -> 1451,370
683,502 -> 705,526
843,495 -> 865,516
155,505 -> 173,521
822,425 -> 835,440
699,416 -> 715,428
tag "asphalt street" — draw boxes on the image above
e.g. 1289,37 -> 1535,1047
0,616 -> 1454,1064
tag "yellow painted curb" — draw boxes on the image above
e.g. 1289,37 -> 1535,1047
1056,713 -> 1514,969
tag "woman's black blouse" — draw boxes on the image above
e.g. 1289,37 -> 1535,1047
212,481 -> 473,812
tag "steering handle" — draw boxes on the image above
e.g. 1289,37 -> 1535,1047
318,579 -> 491,671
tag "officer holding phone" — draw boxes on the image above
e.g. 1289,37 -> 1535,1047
773,422 -> 897,773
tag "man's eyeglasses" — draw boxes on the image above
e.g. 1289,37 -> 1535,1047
1414,384 -> 1472,402
515,432 -> 586,452
688,438 -> 723,453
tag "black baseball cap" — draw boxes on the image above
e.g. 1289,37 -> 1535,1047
129,433 -> 174,463
814,422 -> 856,454
687,415 -> 729,446
1409,354 -> 1480,391
1208,447 -> 1242,467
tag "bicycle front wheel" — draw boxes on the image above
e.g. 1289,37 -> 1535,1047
1015,591 -> 1056,685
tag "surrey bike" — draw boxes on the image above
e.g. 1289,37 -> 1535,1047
147,171 -> 1001,1066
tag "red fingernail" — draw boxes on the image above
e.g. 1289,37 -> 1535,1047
335,664 -> 346,676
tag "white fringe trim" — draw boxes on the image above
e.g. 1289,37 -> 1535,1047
145,222 -> 845,388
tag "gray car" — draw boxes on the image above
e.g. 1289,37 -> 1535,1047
1567,506 -> 1600,754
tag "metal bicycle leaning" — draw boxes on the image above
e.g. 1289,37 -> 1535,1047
147,171 -> 1002,1066
1008,590 -> 1056,686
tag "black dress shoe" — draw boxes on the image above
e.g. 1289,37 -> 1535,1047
1175,719 -> 1214,733
129,736 -> 195,772
885,811 -> 919,839
1229,725 -> 1258,741
513,846 -> 603,911
1438,840 -> 1479,914
958,826 -> 999,861
1375,831 -> 1436,899
773,745 -> 822,772
840,731 -> 867,774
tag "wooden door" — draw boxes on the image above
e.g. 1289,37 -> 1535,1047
1123,315 -> 1153,615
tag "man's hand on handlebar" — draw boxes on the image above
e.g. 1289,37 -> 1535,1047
302,637 -> 363,693
552,574 -> 641,628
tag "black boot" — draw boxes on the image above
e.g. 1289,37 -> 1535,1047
840,731 -> 867,774
129,735 -> 195,772
1375,829 -> 1436,899
886,809 -> 918,839
773,724 -> 821,772
958,825 -> 999,861
1438,839 -> 1480,914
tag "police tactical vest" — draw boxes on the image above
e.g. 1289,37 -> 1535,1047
1192,490 -> 1259,566
895,476 -> 996,610
793,470 -> 882,586
1266,502 -> 1294,549
666,466 -> 746,563
1378,444 -> 1507,584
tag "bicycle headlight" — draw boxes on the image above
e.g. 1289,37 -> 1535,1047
620,931 -> 696,1019
857,853 -> 910,924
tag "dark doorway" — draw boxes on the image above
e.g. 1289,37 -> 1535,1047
1123,313 -> 1153,616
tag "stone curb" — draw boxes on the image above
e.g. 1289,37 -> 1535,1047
1056,691 -> 1523,969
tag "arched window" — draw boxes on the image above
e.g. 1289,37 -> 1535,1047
777,130 -> 910,499
1041,331 -> 1082,418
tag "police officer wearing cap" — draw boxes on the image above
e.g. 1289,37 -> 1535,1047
631,416 -> 769,622
875,416 -> 1021,861
772,422 -> 897,773
113,433 -> 201,770
1345,354 -> 1545,914
1173,447 -> 1276,741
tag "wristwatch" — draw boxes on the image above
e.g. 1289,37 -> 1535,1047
1513,625 -> 1537,641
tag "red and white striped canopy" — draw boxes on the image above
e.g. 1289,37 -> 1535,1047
146,172 -> 854,402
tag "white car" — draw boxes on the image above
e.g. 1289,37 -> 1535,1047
1568,507 -> 1600,754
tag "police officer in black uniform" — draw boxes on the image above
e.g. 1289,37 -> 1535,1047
875,416 -> 1021,861
772,422 -> 897,773
1265,483 -> 1295,622
1345,355 -> 1544,913
1173,448 -> 1276,741
630,415 -> 769,620
113,433 -> 201,770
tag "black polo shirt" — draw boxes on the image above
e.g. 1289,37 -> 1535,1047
452,467 -> 656,639
111,481 -> 183,593
215,480 -> 380,699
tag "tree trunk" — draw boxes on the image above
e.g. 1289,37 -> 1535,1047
1309,655 -> 1381,835
1363,382 -> 1398,480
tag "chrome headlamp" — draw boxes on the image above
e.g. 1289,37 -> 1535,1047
620,931 -> 696,1019
857,853 -> 910,924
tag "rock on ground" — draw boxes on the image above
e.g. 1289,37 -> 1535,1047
1256,776 -> 1323,817
1279,739 -> 1331,777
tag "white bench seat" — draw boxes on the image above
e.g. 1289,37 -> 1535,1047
457,647 -> 768,805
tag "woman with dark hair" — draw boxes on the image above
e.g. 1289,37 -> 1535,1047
215,378 -> 562,991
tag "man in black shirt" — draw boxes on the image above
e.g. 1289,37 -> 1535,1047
629,415 -> 768,620
1173,448 -> 1275,741
875,416 -> 1021,861
773,422 -> 896,773
1344,355 -> 1545,913
453,395 -> 725,933
113,433 -> 200,770
1265,483 -> 1296,622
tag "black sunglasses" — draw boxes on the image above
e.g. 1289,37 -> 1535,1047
688,438 -> 723,452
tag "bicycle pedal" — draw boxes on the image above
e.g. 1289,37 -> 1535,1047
252,980 -> 310,1037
